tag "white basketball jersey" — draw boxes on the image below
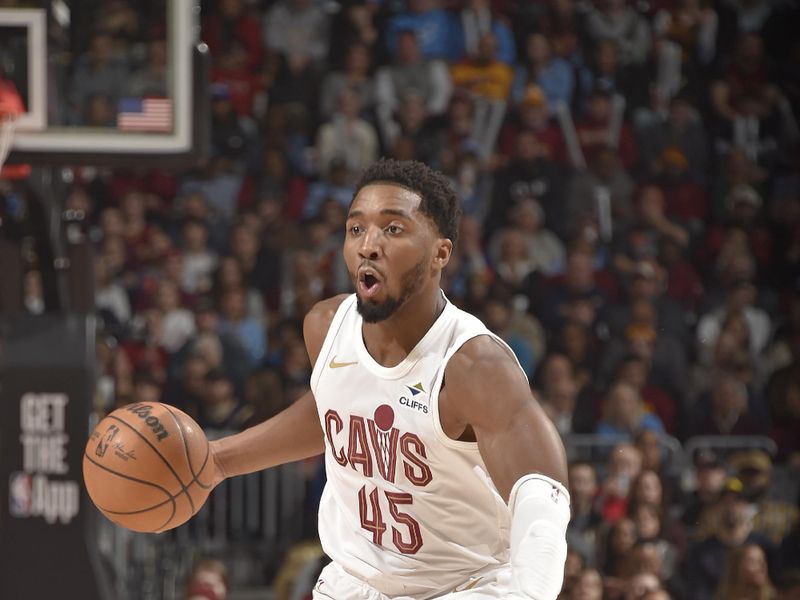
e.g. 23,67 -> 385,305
310,294 -> 522,598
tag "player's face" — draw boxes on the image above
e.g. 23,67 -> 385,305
344,184 -> 440,323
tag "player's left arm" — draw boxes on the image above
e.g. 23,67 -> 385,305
442,335 -> 570,600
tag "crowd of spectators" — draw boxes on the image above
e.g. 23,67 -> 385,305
19,0 -> 800,598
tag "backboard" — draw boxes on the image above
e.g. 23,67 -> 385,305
0,0 -> 209,167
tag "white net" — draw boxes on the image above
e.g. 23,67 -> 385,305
0,112 -> 17,172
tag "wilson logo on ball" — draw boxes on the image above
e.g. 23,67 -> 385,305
125,403 -> 170,441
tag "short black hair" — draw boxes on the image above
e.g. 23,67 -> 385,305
353,158 -> 460,246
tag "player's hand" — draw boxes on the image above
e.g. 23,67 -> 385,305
207,439 -> 228,489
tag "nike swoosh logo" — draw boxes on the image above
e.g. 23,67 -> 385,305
329,357 -> 358,369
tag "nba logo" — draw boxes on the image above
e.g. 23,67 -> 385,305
9,472 -> 32,518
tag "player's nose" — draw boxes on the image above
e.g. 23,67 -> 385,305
357,226 -> 382,260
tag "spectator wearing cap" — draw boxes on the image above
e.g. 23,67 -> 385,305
511,32 -> 576,109
599,296 -> 689,409
681,451 -> 728,533
728,450 -> 798,545
681,476 -> 776,600
497,85 -> 567,166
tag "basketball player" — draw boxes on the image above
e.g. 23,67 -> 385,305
208,160 -> 570,599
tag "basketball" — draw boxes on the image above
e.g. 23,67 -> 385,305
82,402 -> 214,533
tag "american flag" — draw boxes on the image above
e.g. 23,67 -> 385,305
117,97 -> 172,132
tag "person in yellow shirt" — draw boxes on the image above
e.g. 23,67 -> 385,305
451,32 -> 513,101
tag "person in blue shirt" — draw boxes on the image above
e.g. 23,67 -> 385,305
596,381 -> 665,436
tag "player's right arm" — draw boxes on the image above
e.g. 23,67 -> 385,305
207,295 -> 348,486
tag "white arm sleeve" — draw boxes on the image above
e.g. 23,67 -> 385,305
507,473 -> 571,600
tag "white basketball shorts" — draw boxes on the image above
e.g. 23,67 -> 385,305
312,561 -> 511,600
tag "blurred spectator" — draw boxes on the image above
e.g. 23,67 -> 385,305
375,29 -> 452,147
682,477 -> 776,600
726,450 -> 798,545
69,32 -> 129,125
575,87 -> 638,171
681,450 -> 728,533
686,372 -> 768,437
126,38 -> 168,97
585,0 -> 652,68
567,461 -> 602,567
218,287 -> 267,369
600,517 -> 639,580
155,279 -> 196,354
203,0 -> 262,73
597,443 -> 644,523
320,43 -> 375,120
714,543 -> 775,600
766,349 -> 800,465
185,558 -> 228,600
264,0 -> 329,71
614,352 -> 677,435
481,294 -> 540,377
512,32 -> 575,109
453,0 -> 516,65
95,255 -> 132,327
315,86 -> 378,180
491,199 -> 566,277
385,0 -> 458,61
180,218 -> 218,295
536,352 -> 593,434
570,568 -> 604,600
197,370 -> 252,431
639,95 -> 709,185
596,381 -> 665,437
613,183 -> 690,274
487,128 -> 565,239
565,145 -> 635,242
209,83 -> 257,162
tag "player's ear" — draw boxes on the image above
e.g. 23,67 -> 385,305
432,238 -> 453,270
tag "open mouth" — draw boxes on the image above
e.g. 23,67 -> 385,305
358,268 -> 382,298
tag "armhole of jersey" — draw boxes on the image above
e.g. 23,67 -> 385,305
430,330 -> 528,452
310,294 -> 356,394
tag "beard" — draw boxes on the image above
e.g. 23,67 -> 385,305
356,258 -> 427,323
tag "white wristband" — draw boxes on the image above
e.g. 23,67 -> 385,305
507,473 -> 571,600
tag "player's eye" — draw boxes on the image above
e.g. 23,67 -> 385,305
349,225 -> 363,236
386,225 -> 402,235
